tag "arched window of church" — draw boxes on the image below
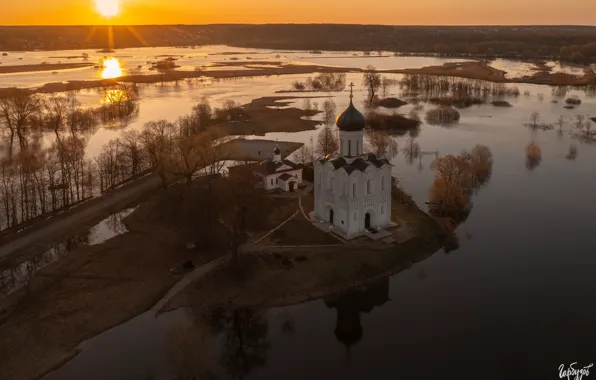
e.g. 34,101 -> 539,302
367,179 -> 371,194
381,176 -> 385,191
381,205 -> 385,215
348,140 -> 351,156
353,183 -> 356,197
354,212 -> 357,221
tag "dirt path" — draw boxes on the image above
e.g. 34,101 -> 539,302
0,175 -> 161,269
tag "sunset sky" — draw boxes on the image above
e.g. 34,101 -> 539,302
2,0 -> 595,26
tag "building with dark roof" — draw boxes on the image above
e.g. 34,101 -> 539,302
253,146 -> 303,192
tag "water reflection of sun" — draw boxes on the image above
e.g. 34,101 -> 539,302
101,58 -> 123,79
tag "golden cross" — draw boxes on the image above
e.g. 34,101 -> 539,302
349,82 -> 354,99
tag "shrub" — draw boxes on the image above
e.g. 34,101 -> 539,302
491,100 -> 512,107
565,97 -> 581,105
425,106 -> 460,125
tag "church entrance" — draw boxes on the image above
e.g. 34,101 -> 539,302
289,182 -> 295,192
365,213 -> 371,229
329,209 -> 334,224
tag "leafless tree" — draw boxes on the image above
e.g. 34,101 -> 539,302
557,115 -> 565,132
380,76 -> 392,99
44,95 -> 70,140
316,125 -> 339,158
366,129 -> 398,159
191,97 -> 213,131
363,65 -> 381,105
0,90 -> 42,151
322,99 -> 337,127
294,144 -> 314,165
141,120 -> 176,188
530,112 -> 540,128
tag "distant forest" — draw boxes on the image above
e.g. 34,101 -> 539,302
1,24 -> 596,63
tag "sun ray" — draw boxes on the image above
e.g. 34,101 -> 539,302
126,26 -> 149,47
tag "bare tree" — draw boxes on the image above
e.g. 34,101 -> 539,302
169,131 -> 231,185
380,76 -> 392,99
322,99 -> 337,127
557,115 -> 565,132
0,90 -> 42,151
316,125 -> 339,158
44,95 -> 70,140
141,120 -> 176,188
191,97 -> 213,131
575,114 -> 586,129
530,112 -> 540,128
118,130 -> 146,177
294,144 -> 313,165
362,65 -> 381,105
367,129 -> 399,159
429,154 -> 473,215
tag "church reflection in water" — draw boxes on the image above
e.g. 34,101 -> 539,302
324,277 -> 390,354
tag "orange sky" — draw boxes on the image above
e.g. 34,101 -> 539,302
2,0 -> 595,25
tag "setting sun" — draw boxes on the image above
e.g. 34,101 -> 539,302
95,0 -> 120,18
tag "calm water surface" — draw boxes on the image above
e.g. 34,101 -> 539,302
41,70 -> 596,379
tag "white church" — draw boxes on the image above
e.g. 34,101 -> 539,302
314,87 -> 393,239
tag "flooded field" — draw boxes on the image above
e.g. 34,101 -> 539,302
3,46 -> 596,380
0,45 -> 472,88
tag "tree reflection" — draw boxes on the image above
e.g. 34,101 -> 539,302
207,307 -> 271,380
165,319 -> 218,380
324,277 -> 390,362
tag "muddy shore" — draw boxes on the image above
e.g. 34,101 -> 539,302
0,62 -> 94,74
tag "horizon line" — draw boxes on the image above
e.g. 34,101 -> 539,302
1,23 -> 596,28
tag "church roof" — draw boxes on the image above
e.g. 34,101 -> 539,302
342,165 -> 357,175
351,158 -> 370,171
320,152 -> 390,174
330,157 -> 348,169
278,173 -> 294,181
255,158 -> 298,175
336,99 -> 366,132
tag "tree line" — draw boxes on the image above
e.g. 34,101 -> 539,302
3,25 -> 596,64
0,88 -> 241,232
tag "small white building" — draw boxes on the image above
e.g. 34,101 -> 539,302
314,90 -> 393,238
254,147 -> 303,192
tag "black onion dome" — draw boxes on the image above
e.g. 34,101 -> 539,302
336,100 -> 366,131
273,146 -> 281,154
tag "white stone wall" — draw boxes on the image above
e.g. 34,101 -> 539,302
263,169 -> 303,192
314,158 -> 392,237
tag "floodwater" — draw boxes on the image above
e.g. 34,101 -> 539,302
3,44 -> 596,378
37,66 -> 596,379
0,45 -> 470,88
0,207 -> 137,297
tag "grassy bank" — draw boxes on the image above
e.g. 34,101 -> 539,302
164,186 -> 445,312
